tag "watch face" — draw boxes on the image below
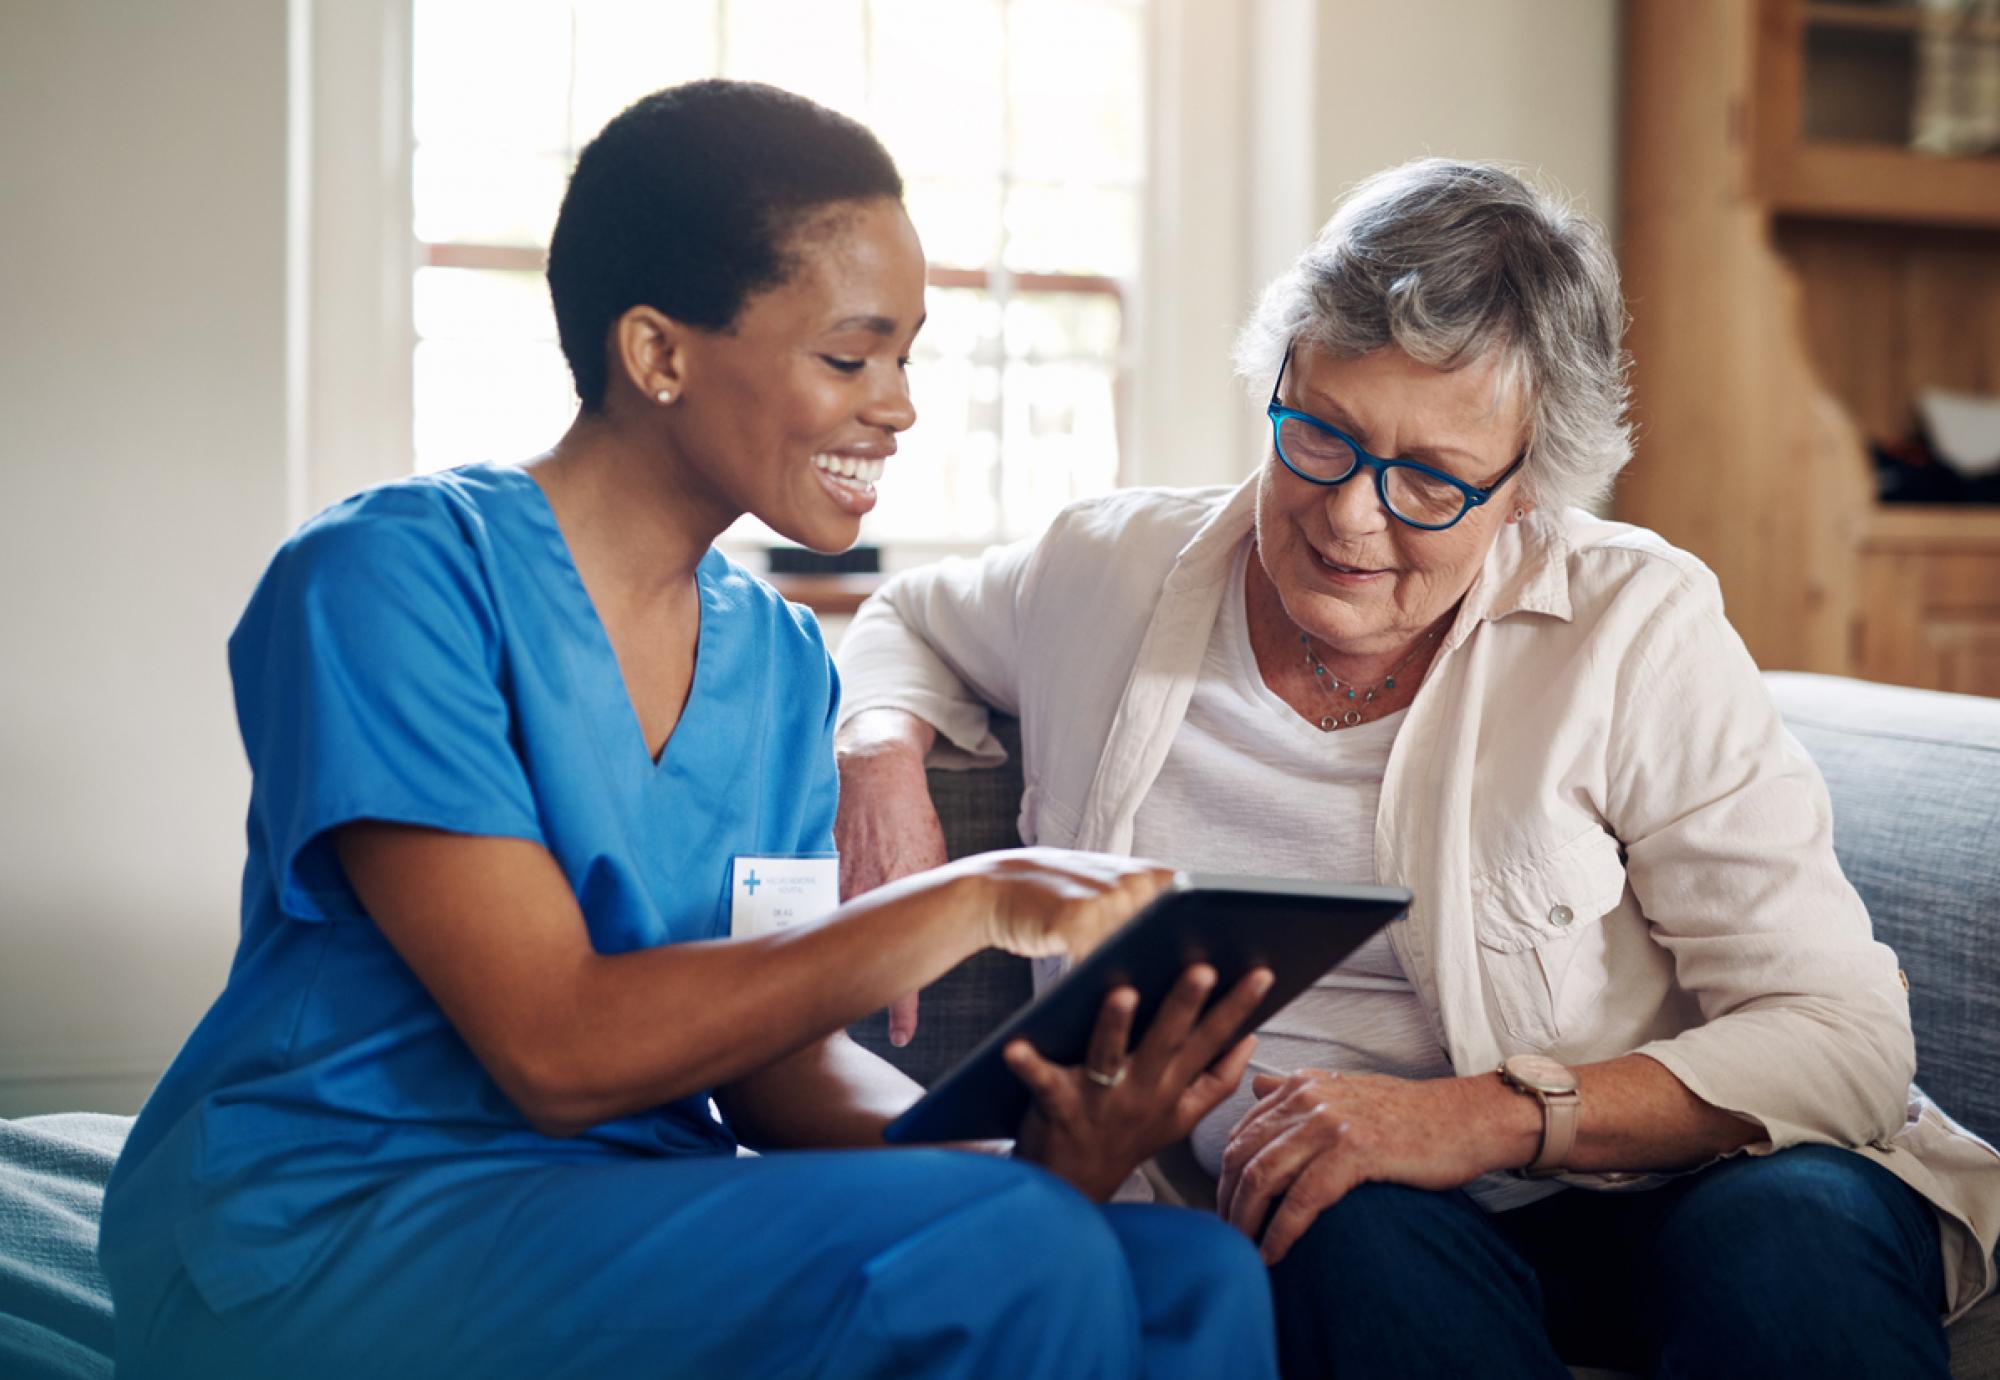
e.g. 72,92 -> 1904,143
1505,1054 -> 1579,1095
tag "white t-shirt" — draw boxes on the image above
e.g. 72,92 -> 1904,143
1132,542 -> 1551,1211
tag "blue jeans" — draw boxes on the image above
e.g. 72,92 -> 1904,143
1268,1144 -> 1948,1379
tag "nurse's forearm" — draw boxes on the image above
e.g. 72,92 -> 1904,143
538,849 -> 1166,1136
714,1032 -> 922,1150
528,864 -> 1000,1135
338,824 -> 994,1139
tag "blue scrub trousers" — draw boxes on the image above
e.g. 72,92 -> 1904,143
118,1149 -> 1277,1379
1265,1144 -> 1948,1379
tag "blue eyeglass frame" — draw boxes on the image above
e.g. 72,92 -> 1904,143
1265,343 -> 1525,532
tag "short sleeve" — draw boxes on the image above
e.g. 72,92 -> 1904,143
229,492 -> 545,922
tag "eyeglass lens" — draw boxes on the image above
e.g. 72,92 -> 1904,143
1275,416 -> 1468,526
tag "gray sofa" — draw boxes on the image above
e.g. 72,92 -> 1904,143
850,670 -> 2000,1377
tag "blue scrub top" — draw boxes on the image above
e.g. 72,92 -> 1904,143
100,464 -> 841,1312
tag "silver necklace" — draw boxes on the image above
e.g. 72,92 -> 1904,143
1298,627 -> 1441,731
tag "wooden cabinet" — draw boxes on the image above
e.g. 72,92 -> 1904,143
1616,0 -> 2000,696
1855,508 -> 2000,691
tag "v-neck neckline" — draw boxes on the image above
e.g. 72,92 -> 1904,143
510,466 -> 716,777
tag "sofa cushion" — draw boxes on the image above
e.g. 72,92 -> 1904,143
1956,1293 -> 2000,1380
1765,672 -> 2000,1147
0,1113 -> 125,1380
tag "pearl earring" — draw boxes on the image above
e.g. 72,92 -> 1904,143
655,388 -> 675,404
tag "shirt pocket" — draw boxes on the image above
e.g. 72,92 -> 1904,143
1472,825 -> 1628,1047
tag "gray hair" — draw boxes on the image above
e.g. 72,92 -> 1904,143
1235,159 -> 1632,514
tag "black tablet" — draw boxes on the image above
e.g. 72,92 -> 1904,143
882,874 -> 1411,1144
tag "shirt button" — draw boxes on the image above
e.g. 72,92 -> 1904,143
1549,904 -> 1574,927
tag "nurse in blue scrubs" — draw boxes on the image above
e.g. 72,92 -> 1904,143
99,80 -> 1279,1379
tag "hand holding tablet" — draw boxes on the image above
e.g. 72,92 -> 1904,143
885,874 -> 1412,1147
1004,961 -> 1275,1201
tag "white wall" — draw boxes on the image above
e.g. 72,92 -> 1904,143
1311,1 -> 1621,233
0,1 -> 295,1115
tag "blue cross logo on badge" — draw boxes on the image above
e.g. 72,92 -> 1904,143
742,869 -> 761,896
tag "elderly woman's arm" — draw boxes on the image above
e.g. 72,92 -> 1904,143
1219,1054 -> 1760,1263
835,537 -> 1043,1040
836,535 -> 1040,767
1607,566 -> 1916,1144
835,707 -> 951,1045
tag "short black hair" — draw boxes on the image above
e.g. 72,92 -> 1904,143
546,79 -> 905,410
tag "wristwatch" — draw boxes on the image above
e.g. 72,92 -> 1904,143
1498,1054 -> 1581,1177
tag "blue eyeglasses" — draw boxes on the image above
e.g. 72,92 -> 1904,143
1266,344 -> 1525,532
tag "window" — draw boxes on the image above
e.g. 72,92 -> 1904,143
410,0 -> 1147,548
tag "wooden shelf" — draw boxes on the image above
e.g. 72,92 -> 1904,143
1862,504 -> 2000,549
1770,141 -> 2000,228
1806,3 -> 2000,40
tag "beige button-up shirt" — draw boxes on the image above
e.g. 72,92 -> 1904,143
837,478 -> 2000,1319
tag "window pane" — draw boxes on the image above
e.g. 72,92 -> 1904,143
414,144 -> 570,247
414,267 -> 556,343
572,0 -> 728,138
413,0 -> 574,152
864,358 -> 1001,544
1008,1 -> 1145,184
1004,183 -> 1140,277
905,178 -> 1003,270
414,339 -> 575,473
723,0 -> 868,118
869,0 -> 1005,179
998,359 -> 1120,535
916,285 -> 1001,366
1003,290 -> 1123,363
570,0 -> 721,141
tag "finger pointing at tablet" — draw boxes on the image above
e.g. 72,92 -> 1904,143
963,848 -> 1180,961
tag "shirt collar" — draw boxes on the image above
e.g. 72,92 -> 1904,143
1163,474 -> 1575,642
1445,508 -> 1574,650
1163,476 -> 1261,592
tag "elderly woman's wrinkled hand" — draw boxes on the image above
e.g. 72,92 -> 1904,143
1007,964 -> 1273,1202
1217,1069 -> 1506,1265
834,714 -> 952,1044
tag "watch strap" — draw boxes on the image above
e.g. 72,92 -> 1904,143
1525,1087 -> 1579,1176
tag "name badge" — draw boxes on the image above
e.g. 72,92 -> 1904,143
729,854 -> 840,940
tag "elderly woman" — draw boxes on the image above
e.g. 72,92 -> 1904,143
834,159 -> 2000,1378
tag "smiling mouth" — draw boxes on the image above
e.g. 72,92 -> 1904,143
1315,549 -> 1387,576
812,452 -> 884,491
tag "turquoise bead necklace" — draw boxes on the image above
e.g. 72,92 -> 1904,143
1298,626 -> 1441,731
